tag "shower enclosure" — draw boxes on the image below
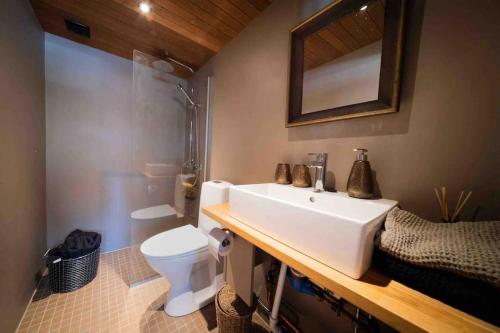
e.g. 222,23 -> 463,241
128,50 -> 206,286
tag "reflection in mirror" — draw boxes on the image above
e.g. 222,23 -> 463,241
287,0 -> 405,127
302,0 -> 385,113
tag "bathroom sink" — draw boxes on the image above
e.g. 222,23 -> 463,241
229,183 -> 397,279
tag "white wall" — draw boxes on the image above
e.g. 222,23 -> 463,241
45,33 -> 134,251
302,40 -> 381,113
45,34 -> 186,252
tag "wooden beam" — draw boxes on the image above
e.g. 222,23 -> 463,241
155,0 -> 234,42
31,0 -> 215,76
189,0 -> 246,32
111,0 -> 226,52
164,0 -> 239,39
317,26 -> 352,54
29,0 -> 271,78
228,0 -> 261,19
208,0 -> 252,25
247,0 -> 272,11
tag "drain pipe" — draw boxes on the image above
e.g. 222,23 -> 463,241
270,262 -> 288,333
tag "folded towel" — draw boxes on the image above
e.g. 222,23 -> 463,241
373,249 -> 500,325
375,207 -> 500,287
49,229 -> 101,259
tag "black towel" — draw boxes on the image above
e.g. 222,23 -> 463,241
373,249 -> 500,325
49,229 -> 101,259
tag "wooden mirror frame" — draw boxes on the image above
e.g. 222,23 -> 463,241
287,0 -> 406,127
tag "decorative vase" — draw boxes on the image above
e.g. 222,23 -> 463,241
275,163 -> 292,184
292,164 -> 311,187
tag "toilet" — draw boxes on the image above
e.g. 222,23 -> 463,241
140,180 -> 232,317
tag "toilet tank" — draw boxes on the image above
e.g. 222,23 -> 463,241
198,180 -> 232,236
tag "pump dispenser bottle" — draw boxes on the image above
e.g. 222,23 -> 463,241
347,148 -> 373,199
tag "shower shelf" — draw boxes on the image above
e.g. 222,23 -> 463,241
131,204 -> 177,220
143,163 -> 180,178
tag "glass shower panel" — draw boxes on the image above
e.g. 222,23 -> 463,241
129,50 -> 186,286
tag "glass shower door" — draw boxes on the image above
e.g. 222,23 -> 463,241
128,50 -> 186,286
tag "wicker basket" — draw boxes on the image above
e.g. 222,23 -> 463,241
46,247 -> 100,293
215,284 -> 254,333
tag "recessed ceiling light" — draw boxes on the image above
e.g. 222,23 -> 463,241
139,2 -> 151,14
360,5 -> 368,11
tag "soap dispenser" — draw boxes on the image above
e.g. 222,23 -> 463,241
347,148 -> 373,199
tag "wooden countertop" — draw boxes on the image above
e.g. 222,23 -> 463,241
202,203 -> 499,333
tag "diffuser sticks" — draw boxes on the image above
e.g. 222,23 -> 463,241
434,187 -> 472,222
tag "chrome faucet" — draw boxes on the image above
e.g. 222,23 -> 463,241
308,153 -> 327,192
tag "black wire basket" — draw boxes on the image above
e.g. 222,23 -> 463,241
45,247 -> 100,293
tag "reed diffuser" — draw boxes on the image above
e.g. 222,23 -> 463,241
434,187 -> 472,222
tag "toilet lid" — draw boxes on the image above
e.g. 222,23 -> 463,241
141,224 -> 207,258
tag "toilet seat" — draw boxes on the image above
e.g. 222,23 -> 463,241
140,224 -> 208,260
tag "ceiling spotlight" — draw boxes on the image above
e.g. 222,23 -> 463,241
360,5 -> 368,11
139,2 -> 151,14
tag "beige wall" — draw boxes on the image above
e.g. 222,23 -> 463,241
0,0 -> 46,332
190,0 -> 500,331
191,0 -> 500,221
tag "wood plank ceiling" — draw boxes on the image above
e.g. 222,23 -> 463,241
304,0 -> 385,71
30,0 -> 272,77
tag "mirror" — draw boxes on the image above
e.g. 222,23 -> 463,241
287,0 -> 405,127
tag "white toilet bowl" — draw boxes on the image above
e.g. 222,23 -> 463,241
140,181 -> 231,317
141,224 -> 224,316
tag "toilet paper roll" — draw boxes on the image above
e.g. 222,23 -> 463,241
208,228 -> 233,261
198,180 -> 233,235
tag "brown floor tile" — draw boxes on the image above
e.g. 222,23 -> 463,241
16,248 -> 269,333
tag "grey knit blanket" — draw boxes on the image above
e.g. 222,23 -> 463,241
375,207 -> 500,288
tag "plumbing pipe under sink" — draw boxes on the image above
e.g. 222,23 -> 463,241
270,262 -> 288,333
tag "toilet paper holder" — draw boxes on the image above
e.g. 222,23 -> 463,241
221,228 -> 232,247
208,228 -> 234,260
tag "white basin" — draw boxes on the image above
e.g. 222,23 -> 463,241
229,183 -> 397,279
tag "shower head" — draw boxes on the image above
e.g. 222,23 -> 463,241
152,59 -> 175,73
166,56 -> 194,74
155,50 -> 195,74
177,84 -> 196,107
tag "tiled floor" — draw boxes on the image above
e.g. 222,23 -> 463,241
16,250 -> 268,333
128,246 -> 158,287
